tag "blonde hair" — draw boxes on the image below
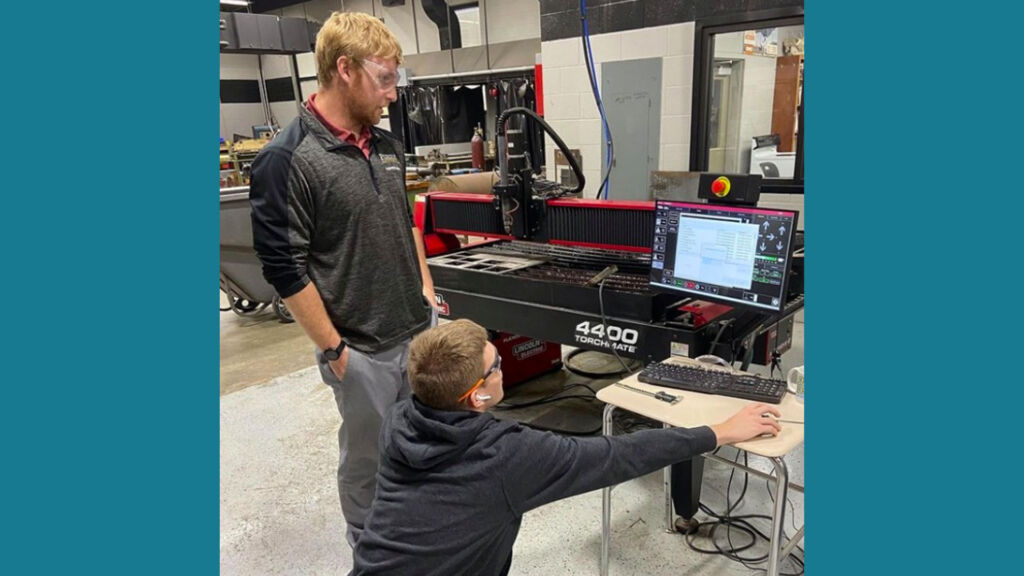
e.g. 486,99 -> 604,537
315,11 -> 404,87
409,319 -> 488,410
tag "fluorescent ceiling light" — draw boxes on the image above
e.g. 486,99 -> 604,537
220,1 -> 249,6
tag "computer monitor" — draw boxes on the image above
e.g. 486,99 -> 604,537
649,201 -> 798,313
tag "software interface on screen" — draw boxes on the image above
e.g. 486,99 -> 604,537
650,201 -> 797,312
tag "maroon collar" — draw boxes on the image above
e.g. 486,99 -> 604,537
306,93 -> 372,156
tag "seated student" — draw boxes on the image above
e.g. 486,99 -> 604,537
351,319 -> 782,576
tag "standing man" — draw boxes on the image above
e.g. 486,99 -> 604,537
249,12 -> 436,548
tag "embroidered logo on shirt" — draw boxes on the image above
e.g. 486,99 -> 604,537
379,153 -> 402,172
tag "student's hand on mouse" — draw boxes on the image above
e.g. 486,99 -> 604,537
710,403 -> 783,446
328,347 -> 351,381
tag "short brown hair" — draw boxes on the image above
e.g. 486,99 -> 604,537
315,11 -> 404,87
409,319 -> 488,410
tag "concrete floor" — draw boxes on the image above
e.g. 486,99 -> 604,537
221,301 -> 805,575
220,291 -> 311,395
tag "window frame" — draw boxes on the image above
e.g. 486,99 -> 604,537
690,7 -> 805,194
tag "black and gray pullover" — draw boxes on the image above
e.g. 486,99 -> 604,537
249,105 -> 431,352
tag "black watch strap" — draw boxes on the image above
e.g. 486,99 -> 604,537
324,340 -> 347,361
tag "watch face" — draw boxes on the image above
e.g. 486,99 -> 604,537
325,343 -> 344,361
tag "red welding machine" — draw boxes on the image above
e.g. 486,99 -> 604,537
490,331 -> 563,388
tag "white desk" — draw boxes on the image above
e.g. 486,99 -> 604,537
596,357 -> 805,576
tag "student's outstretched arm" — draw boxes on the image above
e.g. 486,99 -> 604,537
500,403 -> 780,514
499,426 -> 713,514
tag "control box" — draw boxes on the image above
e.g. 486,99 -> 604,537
697,173 -> 762,205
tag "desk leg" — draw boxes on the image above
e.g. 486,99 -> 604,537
767,457 -> 789,576
663,423 -> 673,532
670,458 -> 704,522
600,404 -> 616,576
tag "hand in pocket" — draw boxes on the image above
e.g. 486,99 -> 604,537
328,347 -> 351,381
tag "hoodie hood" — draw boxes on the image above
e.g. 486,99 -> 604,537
381,397 -> 495,470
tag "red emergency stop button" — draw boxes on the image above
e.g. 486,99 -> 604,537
711,176 -> 731,197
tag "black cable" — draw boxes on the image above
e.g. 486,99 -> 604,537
496,383 -> 604,435
611,410 -> 663,435
682,450 -> 805,575
725,451 -> 751,558
563,348 -> 640,378
496,107 -> 584,195
740,313 -> 777,372
498,394 -> 599,410
769,315 -> 783,379
689,503 -> 804,575
728,450 -> 750,514
494,383 -> 599,410
709,318 -> 734,357
598,278 -> 633,374
740,333 -> 757,372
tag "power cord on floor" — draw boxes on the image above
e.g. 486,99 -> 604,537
497,383 -> 604,435
611,410 -> 663,435
682,449 -> 805,575
564,348 -> 641,378
687,503 -> 805,576
494,383 -> 599,411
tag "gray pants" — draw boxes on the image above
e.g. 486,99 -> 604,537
316,341 -> 412,548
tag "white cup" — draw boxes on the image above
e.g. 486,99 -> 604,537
787,366 -> 804,404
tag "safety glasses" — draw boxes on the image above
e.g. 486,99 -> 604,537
358,58 -> 398,91
457,351 -> 502,403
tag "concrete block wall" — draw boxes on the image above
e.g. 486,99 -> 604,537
220,54 -> 268,141
541,22 -> 695,198
260,54 -> 301,130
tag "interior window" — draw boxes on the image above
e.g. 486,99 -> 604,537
693,13 -> 804,191
708,25 -> 803,179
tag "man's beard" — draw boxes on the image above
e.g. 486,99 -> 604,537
356,101 -> 381,126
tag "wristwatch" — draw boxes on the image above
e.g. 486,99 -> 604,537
324,340 -> 347,362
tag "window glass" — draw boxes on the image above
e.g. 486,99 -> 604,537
707,24 -> 803,180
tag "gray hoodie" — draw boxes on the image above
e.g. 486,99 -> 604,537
351,397 -> 718,575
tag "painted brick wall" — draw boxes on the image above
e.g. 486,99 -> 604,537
541,22 -> 695,198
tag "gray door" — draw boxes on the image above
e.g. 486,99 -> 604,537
601,58 -> 662,201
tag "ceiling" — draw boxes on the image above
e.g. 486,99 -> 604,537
249,1 -> 307,12
243,1 -> 485,15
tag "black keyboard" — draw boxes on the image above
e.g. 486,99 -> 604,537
637,361 -> 787,404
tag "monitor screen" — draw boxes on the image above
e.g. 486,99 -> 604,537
649,201 -> 798,313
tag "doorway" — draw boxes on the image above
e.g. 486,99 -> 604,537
707,58 -> 743,173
